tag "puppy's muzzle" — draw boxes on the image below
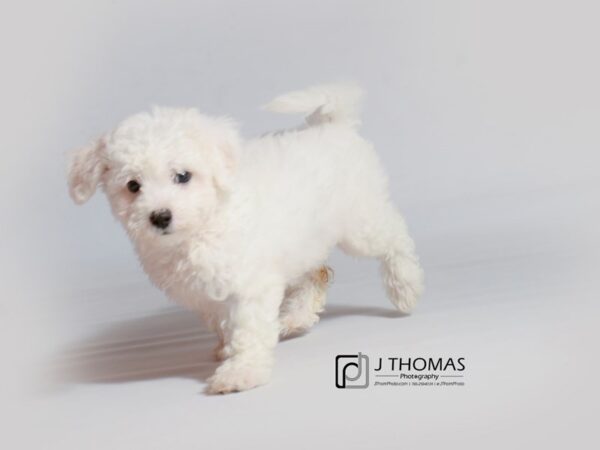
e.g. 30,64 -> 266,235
149,209 -> 172,230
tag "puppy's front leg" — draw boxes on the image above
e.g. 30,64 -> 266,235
206,282 -> 283,394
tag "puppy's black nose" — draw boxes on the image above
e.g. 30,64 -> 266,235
149,209 -> 172,230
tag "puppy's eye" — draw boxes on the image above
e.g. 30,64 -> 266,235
174,171 -> 192,184
127,180 -> 141,193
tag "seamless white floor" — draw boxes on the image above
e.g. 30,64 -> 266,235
11,180 -> 597,450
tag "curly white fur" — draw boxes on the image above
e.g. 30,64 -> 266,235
67,83 -> 424,394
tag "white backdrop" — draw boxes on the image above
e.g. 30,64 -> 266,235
1,1 -> 599,449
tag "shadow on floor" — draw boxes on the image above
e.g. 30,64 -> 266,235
49,303 -> 403,387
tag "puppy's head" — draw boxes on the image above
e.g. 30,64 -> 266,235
68,108 -> 239,244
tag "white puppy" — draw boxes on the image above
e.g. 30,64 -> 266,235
68,83 -> 424,394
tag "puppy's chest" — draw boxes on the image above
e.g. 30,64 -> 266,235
140,241 -> 233,307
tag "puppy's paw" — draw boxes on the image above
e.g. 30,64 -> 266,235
383,256 -> 424,314
279,311 -> 320,337
205,359 -> 272,394
279,271 -> 328,337
391,284 -> 421,313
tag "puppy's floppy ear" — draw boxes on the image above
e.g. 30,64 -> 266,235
67,137 -> 107,204
211,118 -> 240,193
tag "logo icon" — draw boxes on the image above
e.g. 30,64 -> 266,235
335,353 -> 369,388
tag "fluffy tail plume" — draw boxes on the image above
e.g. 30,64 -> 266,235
263,82 -> 364,127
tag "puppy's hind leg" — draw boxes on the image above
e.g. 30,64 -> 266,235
279,266 -> 332,337
340,204 -> 424,313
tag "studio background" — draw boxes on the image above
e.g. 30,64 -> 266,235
1,1 -> 598,449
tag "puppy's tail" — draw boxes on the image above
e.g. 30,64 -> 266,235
263,82 -> 364,127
